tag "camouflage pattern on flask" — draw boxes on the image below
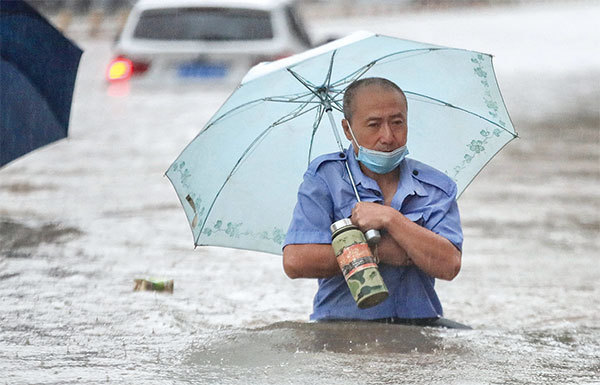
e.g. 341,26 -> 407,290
330,218 -> 388,308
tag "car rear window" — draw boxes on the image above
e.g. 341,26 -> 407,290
133,7 -> 274,41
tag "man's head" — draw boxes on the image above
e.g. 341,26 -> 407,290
341,77 -> 408,154
343,77 -> 407,124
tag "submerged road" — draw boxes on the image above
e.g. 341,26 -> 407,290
1,2 -> 598,384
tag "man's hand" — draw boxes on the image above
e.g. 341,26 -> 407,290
350,201 -> 395,231
351,201 -> 461,280
376,233 -> 413,266
351,202 -> 412,266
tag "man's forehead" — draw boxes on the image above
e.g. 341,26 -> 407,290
355,86 -> 406,110
354,84 -> 406,104
355,83 -> 399,95
364,111 -> 405,120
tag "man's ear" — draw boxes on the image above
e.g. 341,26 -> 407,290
341,119 -> 353,141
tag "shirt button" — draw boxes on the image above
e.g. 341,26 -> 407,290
412,170 -> 419,176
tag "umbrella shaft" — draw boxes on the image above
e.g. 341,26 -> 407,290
344,158 -> 361,203
325,106 -> 346,151
325,108 -> 361,203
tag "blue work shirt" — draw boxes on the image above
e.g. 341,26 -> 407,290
283,145 -> 463,321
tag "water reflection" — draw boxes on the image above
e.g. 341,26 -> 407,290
188,321 -> 460,364
182,322 -> 474,385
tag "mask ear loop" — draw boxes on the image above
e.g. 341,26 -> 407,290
346,121 -> 362,150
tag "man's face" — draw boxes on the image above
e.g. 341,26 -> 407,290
342,86 -> 408,154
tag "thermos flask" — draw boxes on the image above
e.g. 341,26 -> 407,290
330,218 -> 389,308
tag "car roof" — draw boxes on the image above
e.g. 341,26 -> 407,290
133,0 -> 295,11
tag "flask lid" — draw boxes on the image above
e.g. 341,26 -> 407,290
330,218 -> 353,234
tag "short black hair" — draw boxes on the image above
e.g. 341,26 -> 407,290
342,77 -> 407,123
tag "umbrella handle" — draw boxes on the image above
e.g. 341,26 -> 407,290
364,229 -> 381,245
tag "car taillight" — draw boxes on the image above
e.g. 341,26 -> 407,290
106,57 -> 149,82
107,57 -> 132,81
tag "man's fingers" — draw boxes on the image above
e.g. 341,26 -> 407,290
351,202 -> 374,229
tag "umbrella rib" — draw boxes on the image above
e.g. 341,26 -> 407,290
371,47 -> 444,66
324,50 -> 337,89
198,129 -> 274,238
204,99 -> 268,131
287,61 -> 344,111
204,91 -> 319,132
307,105 -> 326,166
328,47 -> 453,97
265,90 -> 315,103
287,68 -> 322,100
287,67 -> 321,90
325,62 -> 377,109
288,50 -> 441,113
318,45 -> 514,136
212,48 -> 494,136
343,48 -> 451,84
270,93 -> 319,126
319,48 -> 462,113
265,97 -> 322,105
273,101 -> 319,126
405,91 -> 517,136
197,103 -> 320,238
331,60 -> 376,90
330,98 -> 344,112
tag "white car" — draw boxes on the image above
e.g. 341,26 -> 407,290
106,0 -> 312,85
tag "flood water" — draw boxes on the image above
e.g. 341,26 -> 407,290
1,2 -> 599,384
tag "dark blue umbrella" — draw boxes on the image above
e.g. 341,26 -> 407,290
0,0 -> 83,167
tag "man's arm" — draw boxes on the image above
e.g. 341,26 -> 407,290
283,233 -> 414,279
282,244 -> 338,279
351,202 -> 461,281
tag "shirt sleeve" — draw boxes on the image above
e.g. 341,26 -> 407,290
426,182 -> 463,251
283,171 -> 334,248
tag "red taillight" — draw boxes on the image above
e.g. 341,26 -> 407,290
107,57 -> 132,81
106,57 -> 149,82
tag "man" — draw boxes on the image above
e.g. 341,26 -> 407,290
282,77 -> 466,328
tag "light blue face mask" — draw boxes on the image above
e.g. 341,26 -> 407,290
347,123 -> 409,174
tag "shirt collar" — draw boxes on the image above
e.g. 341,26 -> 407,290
345,145 -> 428,203
345,144 -> 380,191
395,158 -> 429,201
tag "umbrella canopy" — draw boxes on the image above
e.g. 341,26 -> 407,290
166,31 -> 517,255
0,0 -> 82,167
